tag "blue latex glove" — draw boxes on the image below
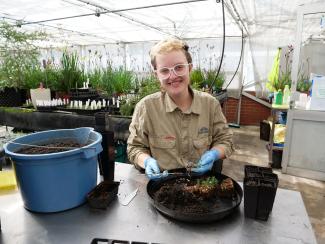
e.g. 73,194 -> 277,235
192,149 -> 221,174
144,157 -> 168,180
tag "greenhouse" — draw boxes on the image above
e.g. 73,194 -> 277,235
0,1 -> 324,243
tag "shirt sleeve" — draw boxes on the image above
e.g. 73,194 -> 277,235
127,99 -> 151,168
210,99 -> 235,158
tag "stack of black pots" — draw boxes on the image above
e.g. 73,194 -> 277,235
244,165 -> 279,221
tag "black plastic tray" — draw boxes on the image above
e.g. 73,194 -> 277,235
87,181 -> 120,209
147,170 -> 242,223
91,238 -> 161,244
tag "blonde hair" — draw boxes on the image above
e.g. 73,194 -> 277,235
149,38 -> 192,69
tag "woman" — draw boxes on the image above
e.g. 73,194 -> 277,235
127,38 -> 234,180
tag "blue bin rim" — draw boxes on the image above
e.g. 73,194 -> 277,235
4,127 -> 102,160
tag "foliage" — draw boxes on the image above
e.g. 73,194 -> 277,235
196,176 -> 218,187
87,68 -> 102,89
205,69 -> 225,93
267,46 -> 312,93
111,67 -> 135,94
44,63 -> 64,91
0,21 -> 47,89
100,66 -> 115,96
0,107 -> 34,113
23,66 -> 45,89
137,74 -> 160,98
99,66 -> 135,96
190,67 -> 225,92
60,50 -> 83,92
190,68 -> 205,89
119,96 -> 138,116
267,69 -> 292,92
119,74 -> 160,116
297,76 -> 312,92
266,46 -> 293,92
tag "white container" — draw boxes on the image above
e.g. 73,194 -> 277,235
30,88 -> 51,108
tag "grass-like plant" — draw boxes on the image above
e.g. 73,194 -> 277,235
60,50 -> 83,92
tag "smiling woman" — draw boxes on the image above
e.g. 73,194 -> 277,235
127,38 -> 234,181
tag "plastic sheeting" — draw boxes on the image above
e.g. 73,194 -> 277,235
1,0 -> 325,94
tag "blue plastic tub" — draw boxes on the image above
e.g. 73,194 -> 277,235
4,127 -> 102,213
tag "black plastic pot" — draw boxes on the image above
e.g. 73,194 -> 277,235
244,165 -> 272,178
271,150 -> 283,169
244,178 -> 259,219
260,120 -> 270,141
244,165 -> 278,221
256,179 -> 277,220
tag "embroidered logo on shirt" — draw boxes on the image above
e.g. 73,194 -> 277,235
198,127 -> 209,134
164,135 -> 176,140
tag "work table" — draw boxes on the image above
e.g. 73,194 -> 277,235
0,163 -> 317,244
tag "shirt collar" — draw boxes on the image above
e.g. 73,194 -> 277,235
164,87 -> 201,115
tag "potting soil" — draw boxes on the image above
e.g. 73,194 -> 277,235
16,140 -> 87,154
154,177 -> 234,214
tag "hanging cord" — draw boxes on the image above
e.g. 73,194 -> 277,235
209,0 -> 225,93
224,27 -> 244,90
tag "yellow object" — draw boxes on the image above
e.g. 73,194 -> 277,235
267,48 -> 281,92
272,103 -> 289,109
274,124 -> 286,144
0,170 -> 17,191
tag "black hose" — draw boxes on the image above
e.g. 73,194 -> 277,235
224,27 -> 244,90
209,0 -> 225,93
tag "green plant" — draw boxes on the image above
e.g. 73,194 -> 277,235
267,46 -> 293,92
120,97 -> 138,116
138,74 -> 160,98
205,69 -> 225,92
88,68 -> 102,89
44,64 -> 63,91
190,68 -> 205,89
297,76 -> 312,92
0,107 -> 34,113
197,176 -> 218,187
119,74 -> 160,116
111,67 -> 135,95
100,66 -> 115,96
60,50 -> 83,92
0,21 -> 47,89
23,66 -> 45,89
99,66 -> 135,96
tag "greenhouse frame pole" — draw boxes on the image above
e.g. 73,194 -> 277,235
19,0 -> 210,26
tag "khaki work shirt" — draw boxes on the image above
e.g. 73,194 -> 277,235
127,88 -> 234,170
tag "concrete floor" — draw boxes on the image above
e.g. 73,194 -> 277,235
1,125 -> 324,243
224,126 -> 325,244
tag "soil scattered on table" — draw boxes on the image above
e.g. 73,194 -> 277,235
16,140 -> 86,154
154,176 -> 235,214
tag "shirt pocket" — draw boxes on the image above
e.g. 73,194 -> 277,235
149,137 -> 176,169
192,136 -> 211,161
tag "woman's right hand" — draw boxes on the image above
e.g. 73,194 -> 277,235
144,157 -> 168,180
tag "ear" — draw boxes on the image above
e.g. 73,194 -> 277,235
153,70 -> 158,78
189,63 -> 193,73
